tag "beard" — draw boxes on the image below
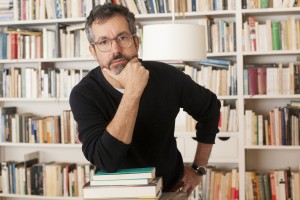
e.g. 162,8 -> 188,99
108,53 -> 130,75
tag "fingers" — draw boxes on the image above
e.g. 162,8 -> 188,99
181,184 -> 195,197
128,56 -> 139,63
180,166 -> 201,197
169,180 -> 184,192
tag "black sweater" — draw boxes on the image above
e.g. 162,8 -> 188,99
69,61 -> 220,191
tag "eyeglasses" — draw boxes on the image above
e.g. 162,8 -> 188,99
92,34 -> 136,52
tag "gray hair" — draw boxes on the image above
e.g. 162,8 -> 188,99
85,3 -> 137,45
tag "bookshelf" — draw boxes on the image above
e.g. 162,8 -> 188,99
0,0 -> 299,199
241,1 -> 300,200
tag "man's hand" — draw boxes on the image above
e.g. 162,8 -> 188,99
181,165 -> 202,196
103,57 -> 149,98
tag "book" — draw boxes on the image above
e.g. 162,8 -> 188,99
83,177 -> 162,199
257,67 -> 267,95
198,58 -> 232,66
263,173 -> 272,200
92,167 -> 156,181
247,66 -> 258,95
90,177 -> 153,186
272,21 -> 281,50
261,0 -> 270,8
1,107 -> 17,142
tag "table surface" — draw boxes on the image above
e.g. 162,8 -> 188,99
160,192 -> 188,200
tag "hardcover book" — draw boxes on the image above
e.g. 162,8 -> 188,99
92,167 -> 156,181
83,176 -> 162,199
90,177 -> 153,186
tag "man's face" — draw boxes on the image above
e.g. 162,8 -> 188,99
90,15 -> 139,75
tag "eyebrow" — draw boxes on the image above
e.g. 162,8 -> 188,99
96,31 -> 129,41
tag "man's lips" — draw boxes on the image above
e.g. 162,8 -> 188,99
111,58 -> 127,64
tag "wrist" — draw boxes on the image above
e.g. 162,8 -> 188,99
191,163 -> 207,176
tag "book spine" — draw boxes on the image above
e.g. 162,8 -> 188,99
147,0 -> 155,13
207,18 -> 213,53
242,0 -> 247,8
243,69 -> 249,95
272,21 -> 281,50
192,0 -> 196,11
261,0 -> 269,8
263,174 -> 272,200
248,67 -> 258,95
257,68 -> 266,94
200,59 -> 231,66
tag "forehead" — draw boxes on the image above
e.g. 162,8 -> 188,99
91,15 -> 131,40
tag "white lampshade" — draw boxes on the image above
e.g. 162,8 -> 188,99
142,24 -> 207,61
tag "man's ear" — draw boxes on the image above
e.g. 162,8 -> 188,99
89,45 -> 97,59
134,35 -> 140,50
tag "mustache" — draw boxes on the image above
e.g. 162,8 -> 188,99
109,54 -> 129,66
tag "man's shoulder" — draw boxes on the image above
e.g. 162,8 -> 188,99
141,60 -> 179,74
141,60 -> 172,68
71,67 -> 100,95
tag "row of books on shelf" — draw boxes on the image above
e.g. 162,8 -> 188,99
197,100 -> 238,132
0,25 -> 91,59
243,16 -> 300,52
244,62 -> 300,96
124,0 -> 236,15
176,99 -> 238,133
199,18 -> 237,54
0,0 -> 14,21
0,106 -> 79,144
0,151 -> 95,197
0,0 -> 97,21
218,100 -> 239,132
199,167 -> 239,200
242,0 -> 300,9
245,168 -> 300,200
0,0 -> 237,23
0,64 -> 88,98
184,61 -> 237,96
244,101 -> 300,146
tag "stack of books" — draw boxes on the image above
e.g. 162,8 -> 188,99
83,167 -> 162,199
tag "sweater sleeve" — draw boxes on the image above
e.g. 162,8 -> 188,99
177,69 -> 221,144
69,82 -> 130,172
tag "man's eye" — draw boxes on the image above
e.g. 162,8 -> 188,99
118,36 -> 127,41
99,40 -> 109,45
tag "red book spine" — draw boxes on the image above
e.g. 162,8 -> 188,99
10,33 -> 18,59
248,67 -> 259,95
257,67 -> 267,95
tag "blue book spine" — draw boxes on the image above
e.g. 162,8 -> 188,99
54,0 -> 62,18
1,33 -> 7,59
243,69 -> 249,95
214,0 -> 218,10
96,167 -> 155,175
192,0 -> 196,11
147,0 -> 155,13
199,59 -> 231,66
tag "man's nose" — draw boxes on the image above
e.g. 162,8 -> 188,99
110,39 -> 122,53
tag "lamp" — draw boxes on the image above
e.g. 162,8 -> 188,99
142,1 -> 207,61
142,24 -> 206,61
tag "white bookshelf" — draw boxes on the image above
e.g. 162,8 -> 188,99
241,3 -> 300,200
0,0 -> 299,199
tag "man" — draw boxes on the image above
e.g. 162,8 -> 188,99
69,3 -> 220,197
